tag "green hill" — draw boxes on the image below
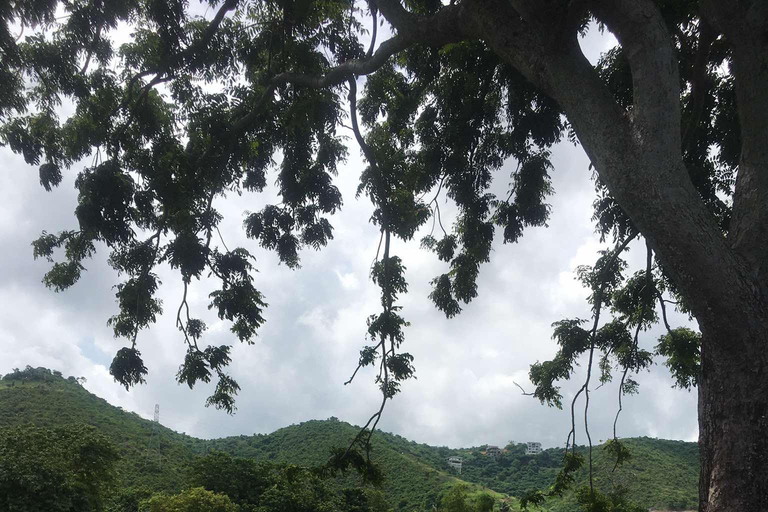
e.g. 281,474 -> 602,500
0,367 -> 202,492
0,367 -> 503,510
205,419 -> 477,510
0,367 -> 698,511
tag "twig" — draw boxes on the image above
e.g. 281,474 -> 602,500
514,381 -> 534,396
215,226 -> 230,253
370,230 -> 384,271
657,290 -> 675,335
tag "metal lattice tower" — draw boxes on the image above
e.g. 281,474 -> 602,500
145,403 -> 162,469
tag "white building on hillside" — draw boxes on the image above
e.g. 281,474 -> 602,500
526,442 -> 542,455
448,456 -> 463,474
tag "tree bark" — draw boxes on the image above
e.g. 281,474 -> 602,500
698,315 -> 768,512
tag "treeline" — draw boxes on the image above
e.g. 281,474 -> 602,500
1,365 -> 87,385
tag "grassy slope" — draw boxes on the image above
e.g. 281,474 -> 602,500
0,371 -> 697,511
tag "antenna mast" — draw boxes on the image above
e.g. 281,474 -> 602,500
145,403 -> 162,468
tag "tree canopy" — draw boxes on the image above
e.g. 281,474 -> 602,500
0,424 -> 119,512
2,1 -> 767,511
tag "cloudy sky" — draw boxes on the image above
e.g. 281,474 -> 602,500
0,10 -> 699,450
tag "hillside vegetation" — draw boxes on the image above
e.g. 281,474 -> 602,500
0,367 -> 698,511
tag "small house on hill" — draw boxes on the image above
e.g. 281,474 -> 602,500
447,456 -> 463,474
485,445 -> 502,458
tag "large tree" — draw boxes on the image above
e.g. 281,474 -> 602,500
0,1 -> 765,511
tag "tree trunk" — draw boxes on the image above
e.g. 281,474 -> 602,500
696,5 -> 768,509
698,311 -> 768,511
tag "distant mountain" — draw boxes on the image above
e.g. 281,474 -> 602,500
0,367 -> 698,511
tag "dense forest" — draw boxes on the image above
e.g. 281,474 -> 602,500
0,367 -> 698,511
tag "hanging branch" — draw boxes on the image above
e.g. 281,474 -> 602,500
364,228 -> 392,458
612,242 -> 653,471
332,75 -> 398,475
583,334 -> 596,494
656,289 -> 675,335
518,232 -> 640,509
565,231 -> 637,448
565,230 -> 637,495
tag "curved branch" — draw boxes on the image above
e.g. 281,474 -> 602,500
230,34 -> 413,139
189,0 -> 240,59
347,78 -> 378,167
514,381 -> 534,396
111,0 -> 241,137
656,290 -> 674,335
366,5 -> 378,59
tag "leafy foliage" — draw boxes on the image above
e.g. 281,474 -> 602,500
0,0 -> 574,423
655,328 -> 701,390
145,487 -> 238,512
438,484 -> 497,512
0,423 -> 119,512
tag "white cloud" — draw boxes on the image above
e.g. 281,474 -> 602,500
335,270 -> 362,291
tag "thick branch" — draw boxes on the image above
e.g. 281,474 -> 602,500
592,0 -> 682,146
377,0 -> 467,47
230,34 -> 413,137
188,0 -> 240,59
703,1 -> 768,283
366,5 -> 378,59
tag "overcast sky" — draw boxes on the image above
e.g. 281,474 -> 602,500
0,11 -> 699,450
